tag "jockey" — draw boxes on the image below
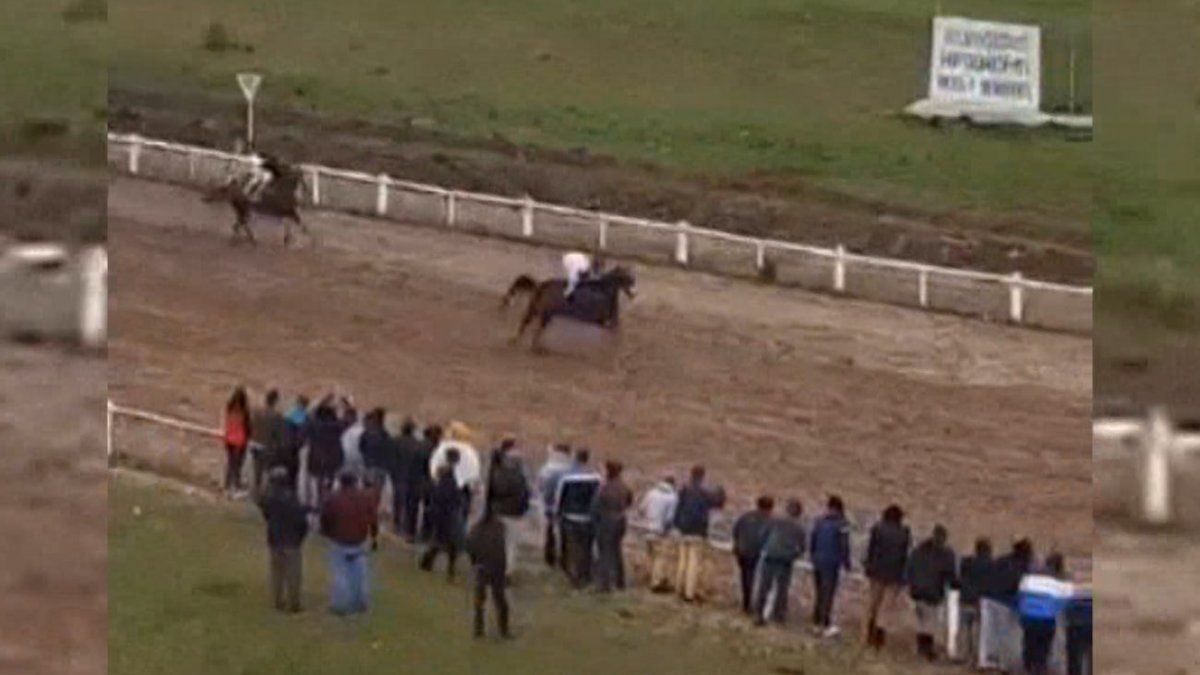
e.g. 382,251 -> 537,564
242,152 -> 284,200
562,251 -> 593,300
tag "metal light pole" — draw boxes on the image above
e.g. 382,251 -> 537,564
236,73 -> 263,151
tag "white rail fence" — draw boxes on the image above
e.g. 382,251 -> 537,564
107,132 -> 1091,334
1094,408 -> 1200,528
107,398 -> 990,661
0,244 -> 106,349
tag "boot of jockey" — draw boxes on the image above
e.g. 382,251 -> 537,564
562,251 -> 592,301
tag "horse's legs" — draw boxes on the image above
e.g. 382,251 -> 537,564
531,315 -> 552,354
511,306 -> 536,346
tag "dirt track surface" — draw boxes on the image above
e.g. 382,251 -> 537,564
108,176 -> 1090,555
0,344 -> 106,674
109,87 -> 1092,284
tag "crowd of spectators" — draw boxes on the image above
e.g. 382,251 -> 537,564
224,384 -> 1092,672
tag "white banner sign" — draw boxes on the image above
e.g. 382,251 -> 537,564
929,16 -> 1040,111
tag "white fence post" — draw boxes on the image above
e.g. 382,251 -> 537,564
187,151 -> 197,182
675,221 -> 690,266
375,174 -> 390,216
918,268 -> 930,307
128,136 -> 142,174
446,191 -> 458,226
1008,272 -> 1025,323
309,168 -> 321,206
946,589 -> 961,661
598,218 -> 609,251
522,195 -> 535,238
106,399 -> 114,460
79,247 -> 107,350
755,240 -> 766,272
1143,406 -> 1173,524
834,245 -> 847,293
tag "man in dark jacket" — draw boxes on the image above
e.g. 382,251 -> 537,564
257,467 -> 310,613
672,465 -> 725,603
405,425 -> 439,542
753,499 -> 805,626
863,505 -> 912,649
249,389 -> 286,496
466,505 -> 511,639
275,395 -> 309,491
359,408 -> 391,483
319,472 -> 378,615
809,495 -> 852,636
419,452 -> 465,580
591,461 -> 633,593
388,419 -> 419,535
732,496 -> 775,614
486,439 -> 531,577
906,525 -> 958,661
979,538 -> 1034,671
958,538 -> 994,664
554,449 -> 602,587
307,399 -> 347,505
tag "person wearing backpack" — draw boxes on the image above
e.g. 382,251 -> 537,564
486,439 -> 531,578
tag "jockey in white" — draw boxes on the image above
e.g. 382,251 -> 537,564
562,251 -> 593,300
241,152 -> 282,200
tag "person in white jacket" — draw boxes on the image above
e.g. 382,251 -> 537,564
637,476 -> 678,592
561,251 -> 593,300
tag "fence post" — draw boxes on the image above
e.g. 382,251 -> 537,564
522,195 -> 535,238
128,136 -> 142,175
187,151 -> 197,182
675,221 -> 690,266
1008,272 -> 1024,323
834,245 -> 846,293
1142,406 -> 1173,525
755,240 -> 766,272
598,218 -> 609,251
946,589 -> 961,661
106,399 -> 114,460
918,268 -> 930,307
79,247 -> 107,351
375,174 -> 389,216
445,191 -> 458,226
309,168 -> 321,206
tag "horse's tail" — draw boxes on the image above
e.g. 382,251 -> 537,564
501,274 -> 539,310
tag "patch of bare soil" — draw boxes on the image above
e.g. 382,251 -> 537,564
108,85 -> 1092,284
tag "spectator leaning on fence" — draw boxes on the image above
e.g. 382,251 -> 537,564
672,465 -> 726,604
753,498 -> 805,627
637,475 -> 678,593
1017,553 -> 1073,675
863,504 -> 912,650
537,444 -> 572,568
320,471 -> 379,615
958,538 -> 994,664
257,467 -> 309,613
732,495 -> 775,615
592,461 -> 633,593
222,386 -> 252,497
906,524 -> 958,661
249,389 -> 285,496
809,495 -> 851,637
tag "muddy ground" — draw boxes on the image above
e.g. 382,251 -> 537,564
108,176 -> 1091,557
108,85 -> 1092,285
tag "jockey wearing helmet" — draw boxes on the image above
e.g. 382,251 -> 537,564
562,251 -> 593,300
242,152 -> 284,200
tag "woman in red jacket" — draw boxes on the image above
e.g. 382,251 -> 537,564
224,387 -> 252,496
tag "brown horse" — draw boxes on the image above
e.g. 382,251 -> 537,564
502,266 -> 636,352
204,159 -> 309,246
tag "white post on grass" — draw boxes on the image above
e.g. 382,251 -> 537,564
79,247 -> 107,350
128,136 -> 142,174
309,168 -> 321,206
1008,272 -> 1025,323
522,195 -> 535,238
918,268 -> 930,307
946,589 -> 961,660
236,73 -> 263,150
675,220 -> 690,266
834,245 -> 847,293
1143,406 -> 1173,524
375,174 -> 389,216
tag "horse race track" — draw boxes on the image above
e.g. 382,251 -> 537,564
108,176 -> 1091,556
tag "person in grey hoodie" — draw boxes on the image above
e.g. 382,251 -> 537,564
732,496 -> 775,614
636,476 -> 678,592
752,499 -> 806,626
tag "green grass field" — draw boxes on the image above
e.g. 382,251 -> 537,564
0,0 -> 107,161
110,475 -> 916,675
110,0 -> 1091,231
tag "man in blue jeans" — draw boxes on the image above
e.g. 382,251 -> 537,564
809,495 -> 852,637
320,472 -> 379,615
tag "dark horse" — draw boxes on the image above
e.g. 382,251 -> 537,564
502,266 -> 636,352
204,157 -> 309,246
